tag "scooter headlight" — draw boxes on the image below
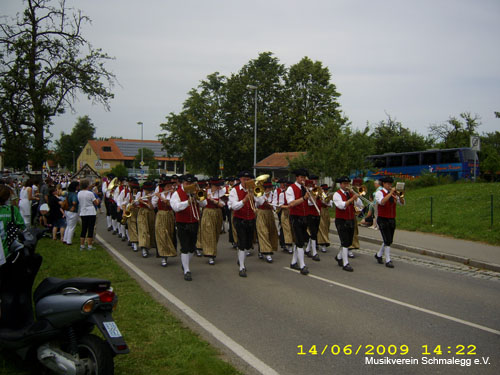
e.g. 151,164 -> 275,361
82,299 -> 96,313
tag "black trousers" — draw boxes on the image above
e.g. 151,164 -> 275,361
233,217 -> 255,250
177,222 -> 199,254
278,210 -> 285,247
307,215 -> 320,241
290,215 -> 309,248
81,215 -> 97,239
335,218 -> 355,248
377,217 -> 396,246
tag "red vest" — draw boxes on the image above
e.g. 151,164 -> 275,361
307,197 -> 321,216
377,189 -> 396,218
289,183 -> 308,217
157,188 -> 172,211
175,186 -> 198,223
232,185 -> 255,220
335,190 -> 355,220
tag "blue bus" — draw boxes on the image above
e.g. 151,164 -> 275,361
364,147 -> 479,180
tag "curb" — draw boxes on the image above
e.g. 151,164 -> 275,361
329,229 -> 500,273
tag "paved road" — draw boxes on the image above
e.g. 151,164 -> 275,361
96,220 -> 500,375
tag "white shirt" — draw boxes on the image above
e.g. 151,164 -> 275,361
78,190 -> 98,216
170,186 -> 207,213
333,189 -> 364,211
375,188 -> 404,206
285,182 -> 302,206
255,191 -> 273,208
207,187 -> 226,207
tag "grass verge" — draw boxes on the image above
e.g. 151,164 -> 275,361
0,236 -> 241,375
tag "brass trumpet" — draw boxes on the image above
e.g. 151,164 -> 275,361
395,182 -> 405,198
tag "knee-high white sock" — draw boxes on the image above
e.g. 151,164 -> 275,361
306,239 -> 311,253
384,246 -> 391,262
106,215 -> 112,227
297,247 -> 306,268
377,244 -> 385,258
181,253 -> 190,273
291,247 -> 298,264
112,219 -> 117,230
238,250 -> 246,270
126,229 -> 129,241
311,240 -> 317,256
342,247 -> 349,266
120,224 -> 125,236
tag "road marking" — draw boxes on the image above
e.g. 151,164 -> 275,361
284,268 -> 500,336
96,234 -> 279,375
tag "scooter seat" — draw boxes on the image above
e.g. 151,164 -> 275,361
34,277 -> 111,304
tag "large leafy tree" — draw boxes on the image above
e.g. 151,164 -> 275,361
54,115 -> 96,170
0,0 -> 115,171
428,112 -> 481,148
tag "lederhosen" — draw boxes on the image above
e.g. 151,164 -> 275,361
175,186 -> 199,254
232,184 -> 255,251
334,190 -> 355,248
377,190 -> 397,246
289,183 -> 309,248
155,188 -> 177,257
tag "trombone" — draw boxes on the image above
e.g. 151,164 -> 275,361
351,184 -> 372,207
303,184 -> 321,215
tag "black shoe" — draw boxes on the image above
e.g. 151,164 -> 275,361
312,254 -> 320,261
184,271 -> 192,281
374,254 -> 383,264
348,252 -> 355,258
128,241 -> 132,247
239,268 -> 247,277
290,263 -> 300,270
320,248 -> 327,253
385,261 -> 394,268
161,257 -> 168,267
232,242 -> 238,249
343,264 -> 354,272
122,236 -> 127,242
265,255 -> 273,263
112,230 -> 118,235
107,226 -> 112,232
300,266 -> 309,275
196,249 -> 203,257
335,256 -> 343,267
208,258 -> 215,265
305,251 -> 312,258
141,248 -> 149,258
258,252 -> 264,260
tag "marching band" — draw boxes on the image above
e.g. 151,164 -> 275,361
100,169 -> 404,281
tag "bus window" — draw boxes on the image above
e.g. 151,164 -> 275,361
422,152 -> 437,165
440,150 -> 460,164
371,157 -> 387,168
404,153 -> 420,166
388,155 -> 403,167
461,149 -> 477,163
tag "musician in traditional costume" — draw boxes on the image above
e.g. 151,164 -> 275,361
152,176 -> 177,267
228,171 -> 256,277
333,176 -> 363,272
374,176 -> 405,268
285,169 -> 312,275
226,177 -> 239,249
126,179 -> 140,251
305,176 -> 321,261
255,179 -> 279,263
170,174 -> 207,281
102,173 -> 115,231
195,179 -> 207,257
137,181 -> 157,258
116,177 -> 130,242
317,184 -> 333,253
201,178 -> 225,265
273,178 -> 290,253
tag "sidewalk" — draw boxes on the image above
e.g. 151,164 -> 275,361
329,225 -> 500,273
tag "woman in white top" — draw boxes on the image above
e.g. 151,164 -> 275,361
78,179 -> 100,250
18,178 -> 38,229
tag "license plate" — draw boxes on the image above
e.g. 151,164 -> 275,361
103,321 -> 122,338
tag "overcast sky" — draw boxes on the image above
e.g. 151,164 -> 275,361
3,0 -> 500,145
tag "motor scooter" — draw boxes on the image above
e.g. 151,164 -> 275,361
0,229 -> 129,374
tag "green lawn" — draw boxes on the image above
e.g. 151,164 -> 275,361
396,182 -> 500,245
0,238 -> 241,375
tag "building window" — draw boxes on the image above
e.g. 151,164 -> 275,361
86,148 -> 91,155
166,161 -> 175,171
102,146 -> 112,152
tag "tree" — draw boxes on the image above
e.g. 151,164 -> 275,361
54,115 -> 96,170
0,0 -> 115,171
480,131 -> 500,179
134,148 -> 157,171
428,112 -> 481,148
371,114 -> 433,155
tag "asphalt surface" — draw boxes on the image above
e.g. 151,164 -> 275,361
96,217 -> 500,375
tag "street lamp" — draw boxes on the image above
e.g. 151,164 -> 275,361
247,84 -> 258,176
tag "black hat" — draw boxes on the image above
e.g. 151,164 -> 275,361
181,174 -> 196,183
380,176 -> 394,183
142,181 -> 155,191
106,173 -> 115,179
237,170 -> 255,179
209,177 -> 224,186
320,184 -> 329,190
309,174 -> 319,180
292,168 -> 309,177
171,174 -> 179,180
118,176 -> 127,182
336,176 -> 350,183
129,180 -> 140,189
